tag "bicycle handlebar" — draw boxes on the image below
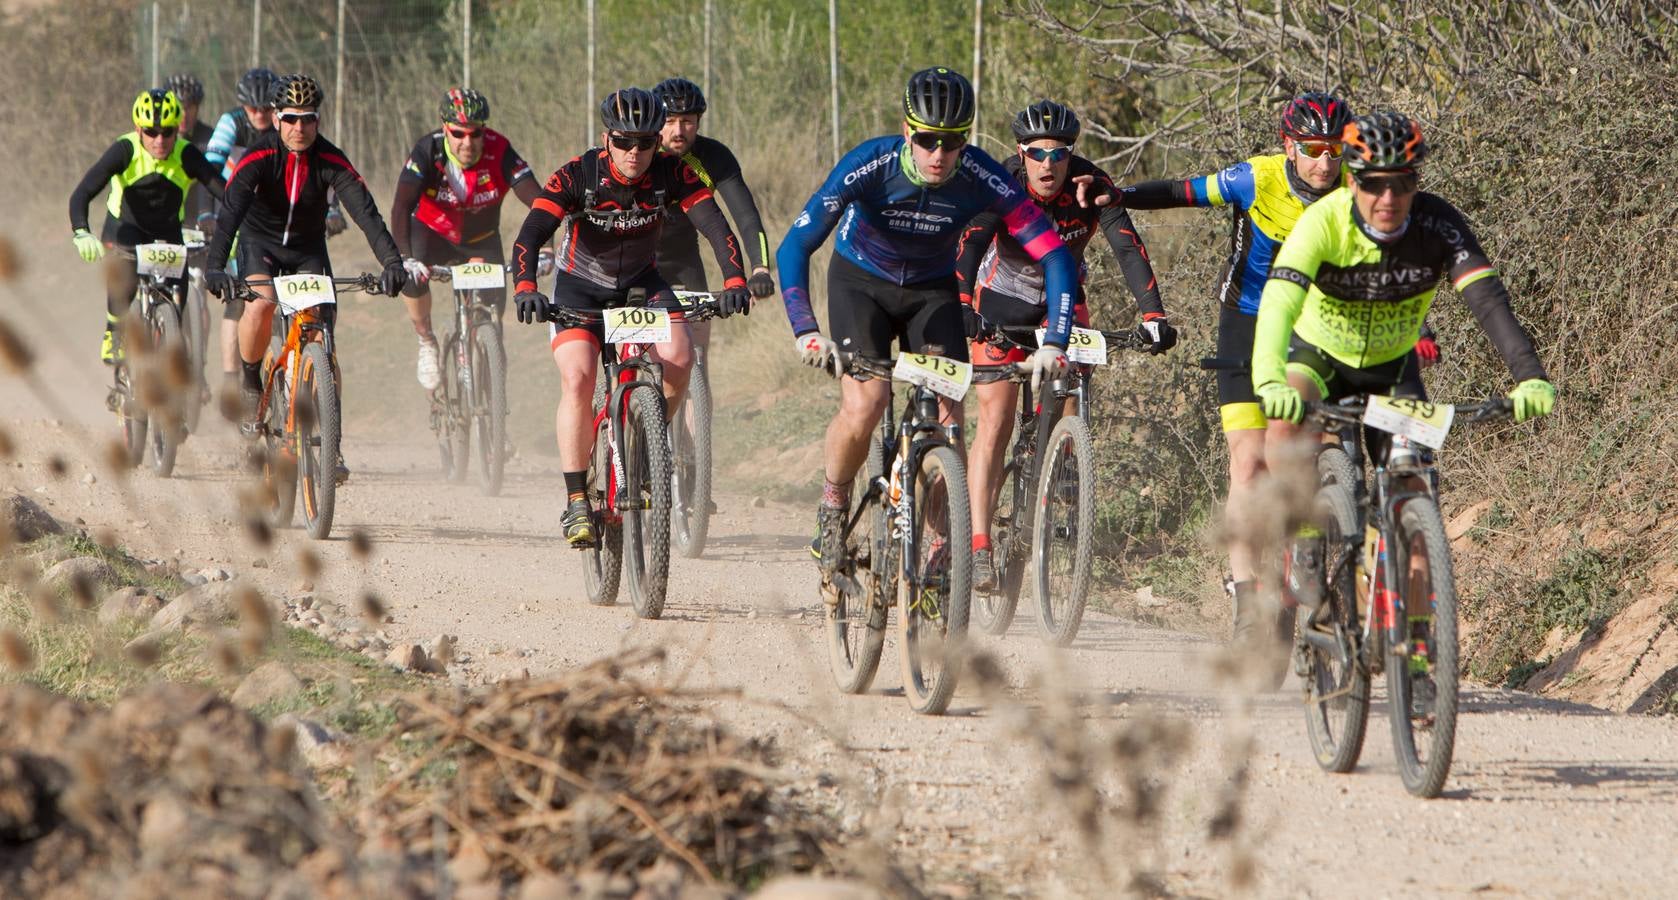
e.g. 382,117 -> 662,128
983,322 -> 1149,352
228,273 -> 381,301
834,351 -> 1028,384
542,297 -> 726,329
1303,395 -> 1514,428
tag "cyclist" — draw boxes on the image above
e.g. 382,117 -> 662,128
1253,111 -> 1554,598
391,87 -> 548,391
653,76 -> 776,306
509,87 -> 752,547
202,73 -> 407,484
68,89 -> 225,363
1119,91 -> 1353,647
204,67 -> 280,396
955,99 -> 1176,590
777,67 -> 1078,569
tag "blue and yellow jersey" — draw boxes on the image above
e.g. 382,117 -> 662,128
1123,153 -> 1320,315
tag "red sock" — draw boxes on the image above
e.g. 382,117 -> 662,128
972,534 -> 991,552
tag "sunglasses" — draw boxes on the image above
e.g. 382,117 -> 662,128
140,127 -> 178,139
445,125 -> 484,140
1296,140 -> 1343,160
909,130 -> 968,152
1353,171 -> 1420,195
609,133 -> 659,152
1021,146 -> 1071,164
278,111 -> 320,126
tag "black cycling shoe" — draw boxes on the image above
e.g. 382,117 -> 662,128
814,505 -> 846,573
238,385 -> 264,436
562,497 -> 596,548
1409,673 -> 1438,719
334,459 -> 351,486
972,547 -> 998,592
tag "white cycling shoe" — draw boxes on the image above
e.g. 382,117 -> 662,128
416,337 -> 442,391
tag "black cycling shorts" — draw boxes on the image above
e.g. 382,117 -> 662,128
236,238 -> 334,326
546,267 -> 680,350
401,223 -> 506,311
827,254 -> 966,363
1287,336 -> 1427,403
970,286 -> 1090,366
1216,305 -> 1263,432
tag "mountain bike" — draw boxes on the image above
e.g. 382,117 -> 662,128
548,290 -> 724,620
822,350 -> 977,715
426,262 -> 509,496
970,324 -> 1148,646
180,226 -> 211,434
669,290 -> 715,559
231,273 -> 381,540
108,242 -> 195,477
1284,392 -> 1511,798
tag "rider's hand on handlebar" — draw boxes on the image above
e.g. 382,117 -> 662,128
1026,345 -> 1068,392
515,290 -> 551,324
961,304 -> 990,340
72,229 -> 104,262
1257,381 -> 1303,424
402,257 -> 430,287
747,267 -> 775,299
794,332 -> 837,372
1507,378 -> 1555,423
1138,313 -> 1178,355
536,247 -> 555,278
716,285 -> 752,318
204,269 -> 235,300
379,261 -> 408,297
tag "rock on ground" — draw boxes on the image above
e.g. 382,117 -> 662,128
230,661 -> 305,709
42,556 -> 116,594
98,587 -> 166,625
1,493 -> 62,543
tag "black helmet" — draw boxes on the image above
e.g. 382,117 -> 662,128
235,67 -> 279,108
271,73 -> 324,110
904,67 -> 975,132
599,87 -> 665,134
1342,111 -> 1428,172
1279,91 -> 1354,141
1011,99 -> 1080,144
164,73 -> 204,105
439,87 -> 490,125
654,77 -> 707,115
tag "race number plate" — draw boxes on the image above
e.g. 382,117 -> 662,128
180,227 -> 206,245
136,243 -> 187,279
450,262 -> 504,290
604,307 -> 672,344
1035,327 -> 1108,365
273,274 -> 337,314
1363,395 -> 1454,449
893,353 -> 972,401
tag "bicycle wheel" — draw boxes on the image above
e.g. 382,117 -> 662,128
439,333 -> 469,483
826,434 -> 890,694
622,384 -> 671,619
973,436 -> 1030,635
182,276 -> 208,434
671,361 -> 713,558
1386,497 -> 1458,798
1302,448 -> 1370,774
473,325 -> 507,496
1031,416 -> 1095,645
898,444 -> 972,716
261,356 -> 298,529
144,302 -> 184,478
582,418 -> 623,606
296,342 -> 340,540
116,361 -> 147,469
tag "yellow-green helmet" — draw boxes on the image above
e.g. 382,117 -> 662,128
132,89 -> 183,130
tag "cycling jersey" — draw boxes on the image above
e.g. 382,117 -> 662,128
956,153 -> 1162,316
69,132 -> 224,245
511,148 -> 746,294
777,135 -> 1077,347
656,135 -> 771,284
1252,188 -> 1546,391
205,107 -> 272,178
1123,153 -> 1332,315
391,128 -> 536,253
206,131 -> 400,272
181,119 -> 216,223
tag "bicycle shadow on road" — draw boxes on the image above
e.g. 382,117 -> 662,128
1442,759 -> 1678,803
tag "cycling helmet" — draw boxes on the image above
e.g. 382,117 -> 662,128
1342,111 -> 1428,172
904,67 -> 975,132
654,77 -> 707,115
599,87 -> 665,134
271,73 -> 324,110
1279,91 -> 1353,141
1011,99 -> 1080,144
439,87 -> 490,126
235,67 -> 279,108
132,89 -> 183,130
164,73 -> 204,104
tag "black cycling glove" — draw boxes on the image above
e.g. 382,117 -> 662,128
716,286 -> 752,318
515,291 -> 550,324
379,261 -> 408,297
204,269 -> 235,300
1138,315 -> 1178,355
747,269 -> 776,299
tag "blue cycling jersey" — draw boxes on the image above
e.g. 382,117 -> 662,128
777,135 -> 1077,347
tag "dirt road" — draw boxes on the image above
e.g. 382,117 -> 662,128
5,251 -> 1677,898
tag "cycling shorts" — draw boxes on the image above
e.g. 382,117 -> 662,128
827,254 -> 967,363
235,238 -> 334,326
546,267 -> 682,351
969,286 -> 1090,366
401,225 -> 506,311
1217,305 -> 1264,432
1286,334 -> 1426,404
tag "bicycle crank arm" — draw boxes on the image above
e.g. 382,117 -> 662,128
1298,625 -> 1352,672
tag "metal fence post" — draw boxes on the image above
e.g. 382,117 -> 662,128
334,0 -> 346,136
463,0 -> 471,88
587,0 -> 596,147
828,0 -> 840,164
972,0 -> 983,141
150,2 -> 160,86
251,0 -> 261,68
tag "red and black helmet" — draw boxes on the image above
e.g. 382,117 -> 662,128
439,87 -> 490,126
1342,111 -> 1429,172
1279,91 -> 1354,142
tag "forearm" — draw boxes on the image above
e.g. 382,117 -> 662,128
1101,209 -> 1164,316
510,210 -> 560,292
1118,179 -> 1199,210
1251,278 -> 1307,388
685,197 -> 747,287
716,177 -> 770,270
1461,276 -> 1548,382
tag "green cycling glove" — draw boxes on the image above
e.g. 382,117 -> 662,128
72,229 -> 103,262
1257,381 -> 1303,424
1508,378 -> 1555,423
